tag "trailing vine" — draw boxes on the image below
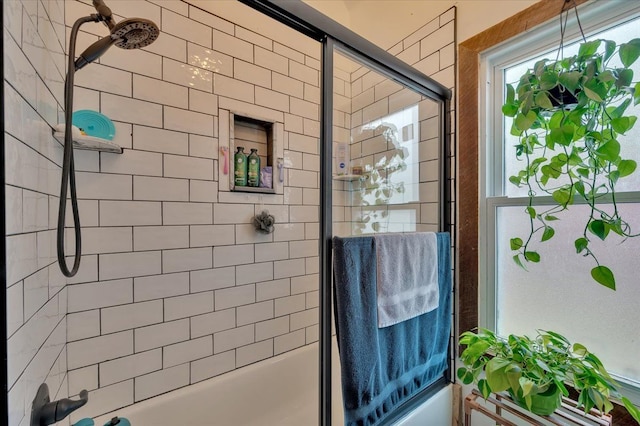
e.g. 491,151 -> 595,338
503,38 -> 640,289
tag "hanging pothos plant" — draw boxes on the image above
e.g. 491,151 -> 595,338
503,37 -> 640,289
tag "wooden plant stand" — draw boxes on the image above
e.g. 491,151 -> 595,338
464,389 -> 612,426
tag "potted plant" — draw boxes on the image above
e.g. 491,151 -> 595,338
502,37 -> 640,289
457,328 -> 640,421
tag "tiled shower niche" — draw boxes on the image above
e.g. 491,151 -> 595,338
219,110 -> 285,196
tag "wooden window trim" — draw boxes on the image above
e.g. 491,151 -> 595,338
457,0 -> 590,335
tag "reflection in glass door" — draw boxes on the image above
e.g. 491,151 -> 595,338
332,50 -> 443,238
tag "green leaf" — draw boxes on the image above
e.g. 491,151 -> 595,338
618,159 -> 637,177
576,167 -> 590,178
541,226 -> 555,242
619,39 -> 640,67
509,175 -> 522,186
558,71 -> 581,92
583,86 -> 604,102
611,117 -> 633,134
539,72 -> 558,90
591,266 -> 616,290
533,59 -> 547,77
486,358 -> 513,392
604,40 -> 616,62
513,254 -> 526,270
514,111 -> 537,132
578,40 -> 601,58
611,98 -> 631,118
552,188 -> 571,205
622,397 -> 640,424
505,84 -> 515,103
572,342 -> 587,356
596,139 -> 620,161
478,379 -> 492,400
544,215 -> 559,221
509,175 -> 521,186
550,124 -> 575,146
525,206 -> 536,219
524,251 -> 540,262
589,220 -> 607,240
457,367 -> 475,385
510,237 -> 523,250
615,68 -> 634,88
598,70 -> 616,83
575,237 -> 588,253
502,103 -> 518,117
519,377 -> 536,398
520,90 -> 534,115
535,91 -> 553,109
505,365 -> 522,393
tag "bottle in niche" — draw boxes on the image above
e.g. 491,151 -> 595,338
247,148 -> 260,187
234,146 -> 247,187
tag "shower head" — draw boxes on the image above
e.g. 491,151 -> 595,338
111,18 -> 160,49
74,17 -> 159,70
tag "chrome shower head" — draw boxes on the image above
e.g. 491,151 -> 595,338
111,18 -> 159,49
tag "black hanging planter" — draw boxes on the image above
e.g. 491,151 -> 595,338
547,85 -> 579,109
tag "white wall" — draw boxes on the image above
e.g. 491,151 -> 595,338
304,0 -> 537,48
4,1 -> 69,425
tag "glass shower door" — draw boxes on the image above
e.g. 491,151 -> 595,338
330,45 -> 447,424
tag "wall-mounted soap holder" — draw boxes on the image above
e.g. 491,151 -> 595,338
53,131 -> 122,154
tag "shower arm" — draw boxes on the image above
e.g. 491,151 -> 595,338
56,14 -> 104,278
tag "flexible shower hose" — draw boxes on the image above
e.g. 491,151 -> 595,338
57,15 -> 98,277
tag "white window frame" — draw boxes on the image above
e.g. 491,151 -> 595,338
478,0 -> 640,401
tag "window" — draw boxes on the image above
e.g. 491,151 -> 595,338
480,1 -> 640,398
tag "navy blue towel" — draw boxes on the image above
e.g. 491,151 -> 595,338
332,232 -> 451,426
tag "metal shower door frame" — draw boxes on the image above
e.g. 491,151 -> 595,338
1,4 -> 8,425
238,2 -> 453,425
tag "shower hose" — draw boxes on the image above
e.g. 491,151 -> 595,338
57,15 -> 99,277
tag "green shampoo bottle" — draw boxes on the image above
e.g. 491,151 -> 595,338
234,147 -> 247,186
247,148 -> 260,187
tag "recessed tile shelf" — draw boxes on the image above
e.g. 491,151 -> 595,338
53,132 -> 123,154
232,186 -> 276,194
229,113 -> 276,194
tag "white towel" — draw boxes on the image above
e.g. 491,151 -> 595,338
374,232 -> 439,328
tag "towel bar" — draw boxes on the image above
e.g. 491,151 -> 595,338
464,389 -> 612,426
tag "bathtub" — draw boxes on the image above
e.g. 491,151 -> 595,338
94,340 -> 452,425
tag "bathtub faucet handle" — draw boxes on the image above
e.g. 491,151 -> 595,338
31,384 -> 89,426
56,390 -> 89,421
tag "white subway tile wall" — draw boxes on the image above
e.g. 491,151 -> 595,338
5,1 -> 69,423
4,1 -> 455,424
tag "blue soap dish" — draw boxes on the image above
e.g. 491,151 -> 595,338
72,110 -> 116,140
